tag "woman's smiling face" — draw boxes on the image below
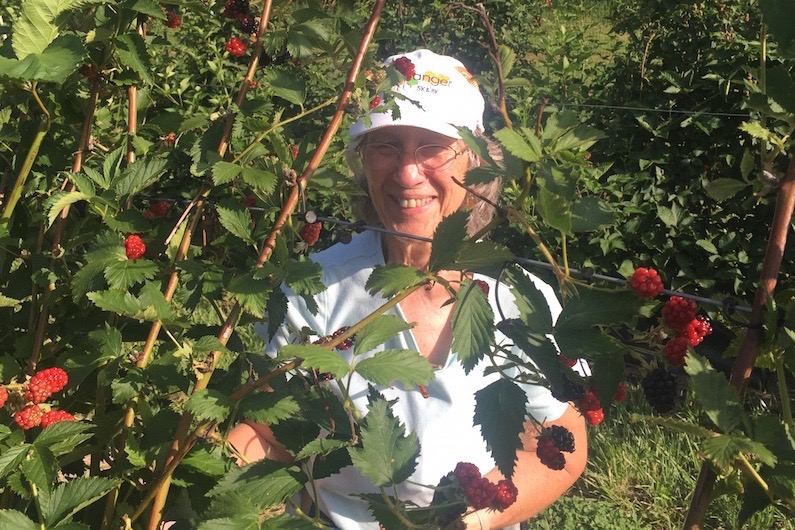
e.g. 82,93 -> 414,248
362,126 -> 470,241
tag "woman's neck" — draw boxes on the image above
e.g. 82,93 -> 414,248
382,235 -> 432,270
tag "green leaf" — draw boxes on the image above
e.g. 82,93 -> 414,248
0,294 -> 21,308
46,191 -> 89,228
355,349 -> 434,387
493,127 -> 541,162
216,198 -> 254,244
228,270 -> 271,318
12,0 -> 66,58
761,0 -> 795,58
34,421 -> 93,456
126,0 -> 166,19
0,34 -> 87,83
0,445 -> 31,478
473,379 -> 527,479
241,167 -> 278,194
181,447 -> 227,477
452,280 -> 495,373
104,259 -> 158,290
537,187 -> 571,234
265,67 -> 307,106
500,322 -> 566,390
294,438 -> 350,461
550,125 -> 605,153
739,121 -> 773,142
366,264 -> 428,298
703,434 -> 777,471
354,314 -> 413,355
657,204 -> 684,228
450,241 -> 514,271
280,344 -> 350,379
184,389 -> 233,424
87,289 -> 143,317
22,445 -> 57,496
428,211 -> 468,272
503,266 -> 555,334
138,282 -> 176,321
212,161 -> 242,185
207,462 -> 304,508
196,515 -> 261,530
684,352 -> 746,433
555,289 -> 643,332
0,510 -> 37,530
114,33 -> 153,84
41,477 -> 118,526
348,390 -> 419,487
113,157 -> 168,198
570,196 -> 616,232
239,392 -> 301,425
704,178 -> 750,201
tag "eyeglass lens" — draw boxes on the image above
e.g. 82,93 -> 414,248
362,143 -> 459,170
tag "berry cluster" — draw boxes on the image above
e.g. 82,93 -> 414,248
1,368 -> 75,431
225,37 -> 248,57
124,234 -> 146,260
536,425 -> 576,470
299,222 -> 322,247
642,367 -> 679,414
577,389 -> 604,426
144,200 -> 171,220
629,267 -> 664,299
392,56 -> 416,80
660,296 -> 712,367
223,0 -> 258,33
312,326 -> 356,352
453,462 -> 518,511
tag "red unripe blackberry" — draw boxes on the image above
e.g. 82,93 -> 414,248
664,335 -> 689,367
494,479 -> 518,510
629,267 -> 664,298
144,200 -> 171,219
369,94 -> 382,110
453,461 -> 481,487
331,326 -> 355,351
662,296 -> 698,331
0,386 -> 7,408
642,368 -> 678,414
578,390 -> 605,426
26,367 -> 68,403
536,436 -> 566,470
40,409 -> 76,428
225,37 -> 248,57
15,405 -> 43,430
681,316 -> 712,347
165,11 -> 181,28
300,222 -> 322,246
545,425 -> 575,453
559,353 -> 578,368
124,234 -> 146,260
393,56 -> 416,80
463,476 -> 497,509
613,381 -> 627,402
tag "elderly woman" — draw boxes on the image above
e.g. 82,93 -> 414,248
229,49 -> 587,530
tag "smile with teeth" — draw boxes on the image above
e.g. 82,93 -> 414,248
398,197 -> 433,208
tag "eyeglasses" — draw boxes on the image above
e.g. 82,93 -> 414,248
359,142 -> 466,171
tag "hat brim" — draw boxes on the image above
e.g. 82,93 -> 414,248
348,99 -> 464,139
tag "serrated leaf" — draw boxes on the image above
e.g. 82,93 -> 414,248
452,280 -> 495,373
703,434 -> 777,471
207,461 -> 304,508
45,190 -> 89,228
239,392 -> 300,425
766,64 -> 795,114
228,270 -> 270,317
216,198 -> 254,244
265,68 -> 306,106
293,438 -> 350,461
348,391 -> 419,487
493,127 -> 541,162
241,167 -> 278,195
113,157 -> 168,198
500,322 -> 566,389
0,510 -> 37,530
428,211 -> 468,272
0,294 -> 21,308
366,264 -> 428,298
0,445 -> 31,478
473,379 -> 527,478
739,121 -> 773,142
503,266 -> 554,333
570,196 -> 616,232
451,241 -> 514,271
537,187 -> 571,234
184,389 -> 233,424
126,0 -> 166,19
22,445 -> 57,496
212,161 -> 242,185
704,178 -> 750,201
354,314 -> 413,355
114,33 -> 152,84
555,289 -> 643,332
87,289 -> 142,316
104,259 -> 158,289
196,515 -> 260,530
280,344 -> 349,379
181,447 -> 227,477
355,349 -> 434,387
684,352 -> 746,433
551,125 -> 605,153
41,476 -> 118,526
138,282 -> 176,321
0,34 -> 87,83
34,421 -> 93,455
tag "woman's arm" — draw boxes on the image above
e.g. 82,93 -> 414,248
462,404 -> 588,529
227,421 -> 294,464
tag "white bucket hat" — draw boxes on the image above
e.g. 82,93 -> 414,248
348,49 -> 485,139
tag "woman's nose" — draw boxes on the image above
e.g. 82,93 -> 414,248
393,150 -> 426,187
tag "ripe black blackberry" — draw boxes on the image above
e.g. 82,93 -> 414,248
239,14 -> 258,34
550,375 -> 585,403
642,367 -> 679,413
546,425 -> 575,453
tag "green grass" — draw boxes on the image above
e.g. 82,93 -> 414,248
530,386 -> 795,530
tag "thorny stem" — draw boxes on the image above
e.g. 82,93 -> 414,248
142,2 -> 386,528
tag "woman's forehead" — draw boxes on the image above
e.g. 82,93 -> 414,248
368,126 -> 458,144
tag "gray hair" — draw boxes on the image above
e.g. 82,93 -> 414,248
344,133 -> 503,238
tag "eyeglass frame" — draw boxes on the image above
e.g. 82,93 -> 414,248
357,141 -> 468,171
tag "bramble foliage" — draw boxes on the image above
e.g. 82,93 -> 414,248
0,0 -> 793,529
